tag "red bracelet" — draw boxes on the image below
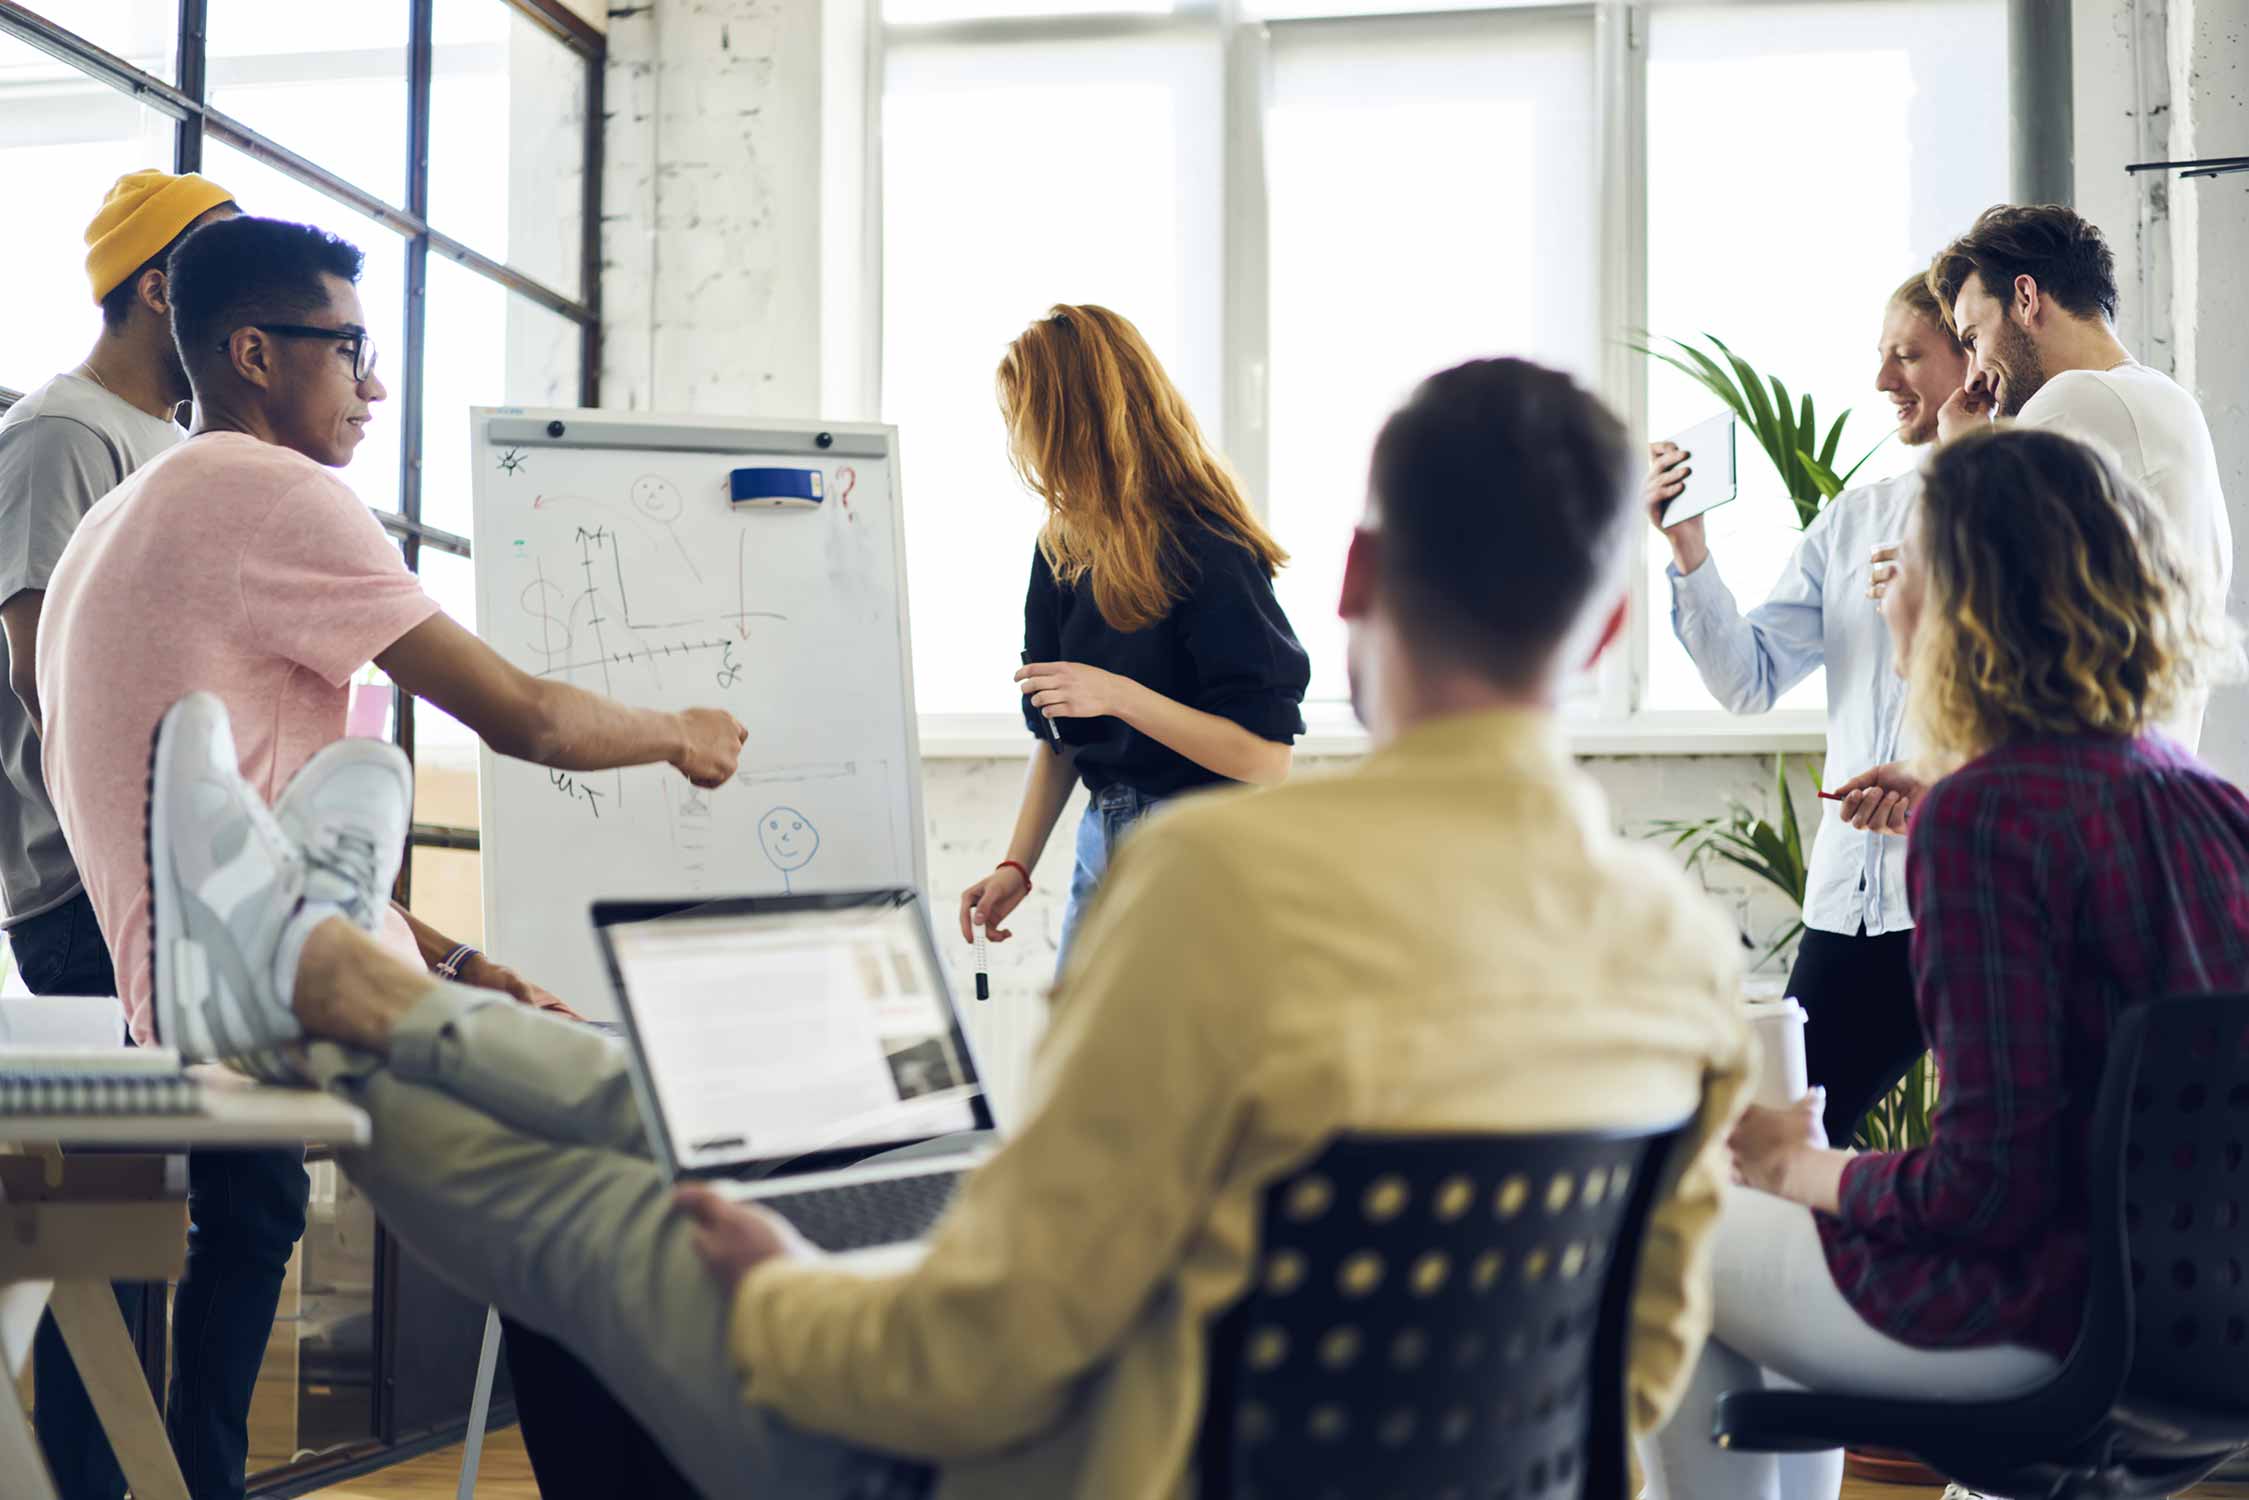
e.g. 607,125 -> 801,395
997,859 -> 1032,890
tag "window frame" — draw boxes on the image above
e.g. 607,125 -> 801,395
868,0 -> 1855,755
0,0 -> 604,861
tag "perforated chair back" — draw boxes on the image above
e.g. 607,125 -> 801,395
2104,994 -> 2249,1411
1197,1121 -> 1689,1500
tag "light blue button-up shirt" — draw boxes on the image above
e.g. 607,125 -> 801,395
1667,470 -> 1918,937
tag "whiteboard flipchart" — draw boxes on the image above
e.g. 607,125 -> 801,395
469,407 -> 927,1017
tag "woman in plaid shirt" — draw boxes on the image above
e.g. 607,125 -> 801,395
1642,427 -> 2249,1500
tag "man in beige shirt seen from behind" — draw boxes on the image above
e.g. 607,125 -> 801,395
141,356 -> 1754,1499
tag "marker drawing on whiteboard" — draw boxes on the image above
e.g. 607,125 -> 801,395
758,806 -> 820,894
735,760 -> 857,786
630,474 -> 704,582
498,446 -> 528,476
725,531 -> 788,640
835,465 -> 857,523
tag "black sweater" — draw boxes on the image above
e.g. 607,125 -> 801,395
1020,526 -> 1311,798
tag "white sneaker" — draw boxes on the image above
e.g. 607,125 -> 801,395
273,736 -> 412,933
1941,1485 -> 1995,1499
146,694 -> 403,1082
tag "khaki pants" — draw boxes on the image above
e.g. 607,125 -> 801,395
308,984 -> 921,1500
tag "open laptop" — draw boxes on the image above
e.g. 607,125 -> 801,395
595,890 -> 997,1266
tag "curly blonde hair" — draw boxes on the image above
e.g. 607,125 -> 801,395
1907,427 -> 2235,765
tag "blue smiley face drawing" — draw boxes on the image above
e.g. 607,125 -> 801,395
759,806 -> 820,890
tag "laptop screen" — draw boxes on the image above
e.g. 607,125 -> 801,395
602,894 -> 985,1178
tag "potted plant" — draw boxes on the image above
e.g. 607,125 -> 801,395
1635,332 -> 1888,529
1650,752 -> 1817,968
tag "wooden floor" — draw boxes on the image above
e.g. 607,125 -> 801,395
302,1428 -> 2249,1499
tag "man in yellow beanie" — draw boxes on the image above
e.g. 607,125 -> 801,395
0,168 -> 240,1500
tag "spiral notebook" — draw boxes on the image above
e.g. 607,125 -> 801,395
0,1046 -> 202,1116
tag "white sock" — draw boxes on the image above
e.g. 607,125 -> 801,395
272,900 -> 352,1019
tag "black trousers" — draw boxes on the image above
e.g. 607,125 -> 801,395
1786,925 -> 1926,1147
504,1307 -> 705,1498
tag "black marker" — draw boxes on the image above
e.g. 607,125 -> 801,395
974,922 -> 990,1001
1022,650 -> 1063,748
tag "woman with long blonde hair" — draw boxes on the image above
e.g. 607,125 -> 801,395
958,305 -> 1309,972
1643,426 -> 2249,1500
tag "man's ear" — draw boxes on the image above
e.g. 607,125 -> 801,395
2012,272 -> 2043,327
139,268 -> 173,320
222,327 -> 277,391
1338,526 -> 1377,622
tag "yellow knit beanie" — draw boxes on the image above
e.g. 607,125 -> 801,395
84,169 -> 236,304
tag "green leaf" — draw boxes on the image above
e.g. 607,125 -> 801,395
1819,411 -> 1849,470
1775,754 -> 1805,876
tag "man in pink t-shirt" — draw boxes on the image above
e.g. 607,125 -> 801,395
41,216 -> 749,1044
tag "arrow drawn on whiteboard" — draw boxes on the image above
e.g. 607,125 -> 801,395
725,531 -> 788,640
735,760 -> 857,786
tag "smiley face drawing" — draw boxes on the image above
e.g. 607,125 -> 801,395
758,806 -> 820,892
629,473 -> 685,524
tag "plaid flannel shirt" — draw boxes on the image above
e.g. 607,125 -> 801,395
1818,734 -> 2249,1357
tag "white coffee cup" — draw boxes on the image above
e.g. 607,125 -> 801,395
1743,997 -> 1810,1108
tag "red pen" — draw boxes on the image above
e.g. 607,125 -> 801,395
1817,789 -> 1846,801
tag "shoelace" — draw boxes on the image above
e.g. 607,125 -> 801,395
304,829 -> 383,922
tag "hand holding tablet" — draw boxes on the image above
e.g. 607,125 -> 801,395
1655,411 -> 1739,531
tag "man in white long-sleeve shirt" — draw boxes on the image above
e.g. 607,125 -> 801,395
1644,273 -> 1969,1148
1927,203 -> 2232,750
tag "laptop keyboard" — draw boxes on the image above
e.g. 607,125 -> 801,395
757,1170 -> 963,1252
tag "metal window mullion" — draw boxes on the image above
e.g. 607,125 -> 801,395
374,510 -> 471,556
175,0 -> 207,172
504,0 -> 605,58
0,3 -> 196,114
579,38 -> 605,405
1220,13 -> 1271,517
1594,0 -> 1648,720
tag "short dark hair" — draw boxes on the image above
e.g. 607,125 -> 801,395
1369,358 -> 1635,682
168,215 -> 366,375
98,203 -> 239,331
1928,204 -> 2119,331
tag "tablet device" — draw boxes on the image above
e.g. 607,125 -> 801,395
1659,411 -> 1738,529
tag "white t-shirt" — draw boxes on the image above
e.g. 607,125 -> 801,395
2017,362 -> 2233,749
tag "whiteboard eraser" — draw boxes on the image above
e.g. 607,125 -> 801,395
730,467 -> 824,509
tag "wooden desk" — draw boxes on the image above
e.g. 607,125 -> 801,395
1,1067 -> 370,1500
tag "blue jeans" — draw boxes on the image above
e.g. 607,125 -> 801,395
13,890 -> 309,1500
1055,784 -> 1168,977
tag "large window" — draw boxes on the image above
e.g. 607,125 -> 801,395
0,0 -> 601,889
0,1 -> 601,1485
878,0 -> 2010,733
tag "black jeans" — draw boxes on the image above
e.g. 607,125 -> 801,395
14,890 -> 310,1500
1786,924 -> 1925,1147
503,1318 -> 705,1499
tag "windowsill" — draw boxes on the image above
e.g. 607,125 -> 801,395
915,710 -> 1828,759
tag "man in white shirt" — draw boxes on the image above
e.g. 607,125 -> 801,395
1928,203 -> 2233,749
1645,274 -> 1969,1148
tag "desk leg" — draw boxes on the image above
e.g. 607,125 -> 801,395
48,1279 -> 190,1500
457,1305 -> 504,1500
1,1278 -> 51,1381
0,1280 -> 60,1500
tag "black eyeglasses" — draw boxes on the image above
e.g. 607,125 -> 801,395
221,324 -> 379,382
